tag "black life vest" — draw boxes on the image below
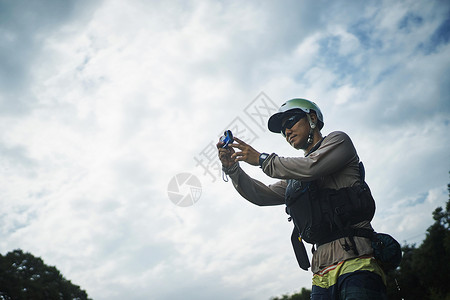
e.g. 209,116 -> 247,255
286,161 -> 376,270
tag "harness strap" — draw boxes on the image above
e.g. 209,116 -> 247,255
291,227 -> 311,271
292,227 -> 374,271
316,228 -> 375,248
305,137 -> 325,157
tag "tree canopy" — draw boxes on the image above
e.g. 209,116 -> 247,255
386,197 -> 450,300
0,249 -> 91,300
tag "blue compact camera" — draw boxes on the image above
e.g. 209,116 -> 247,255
220,130 -> 234,148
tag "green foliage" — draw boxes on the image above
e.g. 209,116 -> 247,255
386,197 -> 450,300
0,249 -> 91,300
270,287 -> 311,300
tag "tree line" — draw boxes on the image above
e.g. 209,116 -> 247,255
0,250 -> 90,300
1,187 -> 448,299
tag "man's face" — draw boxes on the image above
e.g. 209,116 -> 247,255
281,113 -> 310,150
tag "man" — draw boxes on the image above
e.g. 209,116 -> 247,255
217,98 -> 387,299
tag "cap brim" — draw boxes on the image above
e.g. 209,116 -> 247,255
268,112 -> 285,133
268,109 -> 307,133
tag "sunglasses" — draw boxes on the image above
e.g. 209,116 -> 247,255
281,113 -> 305,136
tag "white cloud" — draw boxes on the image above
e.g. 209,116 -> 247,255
0,0 -> 449,299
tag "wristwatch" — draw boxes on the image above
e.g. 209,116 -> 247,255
259,153 -> 270,168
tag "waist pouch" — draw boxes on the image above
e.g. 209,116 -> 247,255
371,233 -> 402,272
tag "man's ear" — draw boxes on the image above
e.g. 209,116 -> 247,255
307,113 -> 317,129
309,113 -> 318,128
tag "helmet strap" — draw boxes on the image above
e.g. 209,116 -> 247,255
306,114 -> 316,145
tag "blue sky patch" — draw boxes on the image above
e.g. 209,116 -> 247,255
418,16 -> 450,54
317,35 -> 361,84
398,12 -> 424,32
348,18 -> 383,50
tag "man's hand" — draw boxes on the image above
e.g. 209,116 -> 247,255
217,137 -> 261,167
217,140 -> 237,168
229,137 -> 260,166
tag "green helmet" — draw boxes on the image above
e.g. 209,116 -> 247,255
268,98 -> 324,133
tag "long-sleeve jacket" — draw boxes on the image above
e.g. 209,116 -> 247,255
224,131 -> 374,274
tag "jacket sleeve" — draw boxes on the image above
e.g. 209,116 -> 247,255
224,163 -> 286,206
261,131 -> 359,181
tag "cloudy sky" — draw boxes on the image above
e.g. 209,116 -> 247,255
1,0 -> 449,299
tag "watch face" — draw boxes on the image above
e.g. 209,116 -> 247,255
259,153 -> 269,167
